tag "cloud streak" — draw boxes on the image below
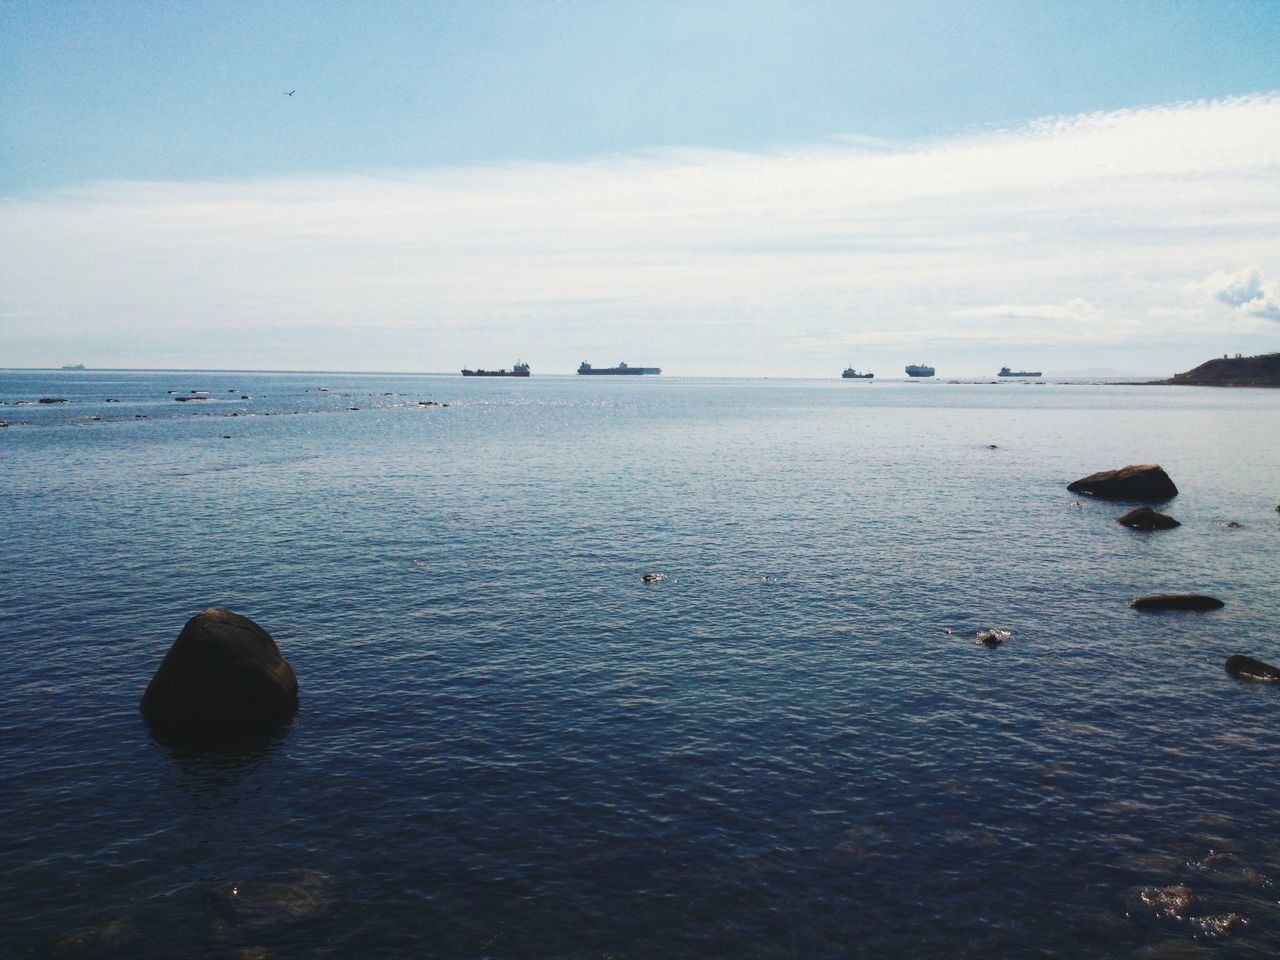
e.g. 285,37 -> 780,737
2,93 -> 1279,372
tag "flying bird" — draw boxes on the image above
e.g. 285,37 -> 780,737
284,90 -> 295,96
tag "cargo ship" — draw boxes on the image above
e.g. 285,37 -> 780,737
462,361 -> 530,377
998,366 -> 1042,377
577,362 -> 661,376
842,367 -> 874,379
905,364 -> 935,378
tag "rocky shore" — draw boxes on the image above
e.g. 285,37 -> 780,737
1150,352 -> 1280,387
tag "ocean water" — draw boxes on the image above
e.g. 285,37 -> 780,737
2,369 -> 1279,959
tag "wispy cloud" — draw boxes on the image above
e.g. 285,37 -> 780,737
2,93 -> 1278,371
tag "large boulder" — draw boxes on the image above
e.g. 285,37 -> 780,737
1130,594 -> 1224,611
1225,655 -> 1280,681
140,609 -> 298,741
1116,507 -> 1180,530
1067,464 -> 1177,501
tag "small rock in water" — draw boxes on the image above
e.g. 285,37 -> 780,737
976,630 -> 1011,647
641,572 -> 666,583
1225,654 -> 1280,681
222,434 -> 232,439
1139,884 -> 1194,917
761,574 -> 779,584
140,608 -> 298,743
0,420 -> 7,428
1130,594 -> 1224,611
38,397 -> 68,404
1067,464 -> 1178,501
346,406 -> 360,411
986,443 -> 998,449
1222,521 -> 1242,529
1117,507 -> 1180,530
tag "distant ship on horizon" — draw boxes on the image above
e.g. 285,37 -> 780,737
998,366 -> 1042,377
578,361 -> 661,376
905,364 -> 935,378
60,363 -> 86,370
462,361 -> 530,377
842,366 -> 874,379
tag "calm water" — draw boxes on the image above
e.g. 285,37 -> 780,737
2,370 -> 1279,959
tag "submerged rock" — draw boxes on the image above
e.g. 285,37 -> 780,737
976,630 -> 1010,647
1067,464 -> 1177,501
641,572 -> 666,583
1190,914 -> 1243,936
1139,884 -> 1194,917
1117,507 -> 1181,530
223,869 -> 334,932
140,609 -> 298,742
1225,654 -> 1280,681
1130,594 -> 1224,611
1222,521 -> 1242,529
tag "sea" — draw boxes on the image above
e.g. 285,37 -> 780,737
2,369 -> 1279,959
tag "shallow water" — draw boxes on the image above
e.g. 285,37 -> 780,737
2,370 -> 1279,959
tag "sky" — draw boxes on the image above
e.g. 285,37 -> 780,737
2,0 -> 1279,376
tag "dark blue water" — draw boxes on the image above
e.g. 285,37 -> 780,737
3,370 -> 1279,959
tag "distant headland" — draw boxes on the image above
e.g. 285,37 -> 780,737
1151,352 -> 1280,387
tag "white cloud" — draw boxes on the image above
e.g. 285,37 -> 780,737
1196,267 -> 1280,324
1212,268 -> 1266,307
2,93 -> 1279,371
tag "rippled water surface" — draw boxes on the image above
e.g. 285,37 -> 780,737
3,370 -> 1280,959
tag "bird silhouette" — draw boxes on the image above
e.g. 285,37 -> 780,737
284,90 -> 295,96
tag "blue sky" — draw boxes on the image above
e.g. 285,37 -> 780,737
2,1 -> 1279,374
